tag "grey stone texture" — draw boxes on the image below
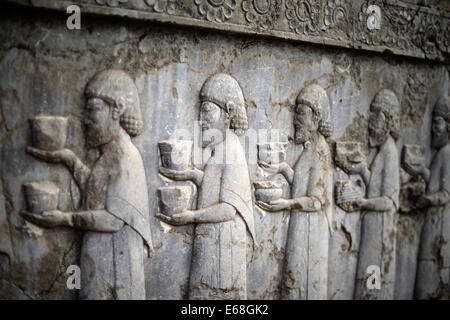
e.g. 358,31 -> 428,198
0,1 -> 449,300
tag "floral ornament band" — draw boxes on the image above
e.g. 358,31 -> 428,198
195,0 -> 237,23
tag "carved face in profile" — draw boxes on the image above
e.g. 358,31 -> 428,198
200,101 -> 229,148
431,115 -> 449,149
294,103 -> 318,144
368,107 -> 389,148
84,97 -> 120,148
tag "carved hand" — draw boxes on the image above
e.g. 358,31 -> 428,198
159,167 -> 203,185
258,161 -> 283,174
256,198 -> 292,212
415,195 -> 432,209
20,210 -> 72,228
27,147 -> 76,166
345,198 -> 366,212
346,161 -> 367,175
156,211 -> 194,226
402,162 -> 425,178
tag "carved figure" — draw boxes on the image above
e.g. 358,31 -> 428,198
21,70 -> 153,300
344,89 -> 400,300
409,96 -> 450,299
158,73 -> 256,300
257,84 -> 333,300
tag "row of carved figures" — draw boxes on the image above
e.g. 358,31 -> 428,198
18,69 -> 449,300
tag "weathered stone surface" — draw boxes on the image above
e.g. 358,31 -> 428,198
5,0 -> 450,62
0,1 -> 449,300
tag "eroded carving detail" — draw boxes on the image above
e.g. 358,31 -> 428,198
400,145 -> 427,213
242,0 -> 282,30
145,0 -> 178,14
285,0 -> 321,35
343,89 -> 401,300
412,96 -> 450,299
10,0 -> 450,61
194,0 -> 237,23
412,12 -> 449,60
323,0 -> 348,30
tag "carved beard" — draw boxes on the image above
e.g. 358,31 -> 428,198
295,127 -> 311,145
369,127 -> 389,148
201,127 -> 226,148
85,118 -> 119,148
431,130 -> 449,149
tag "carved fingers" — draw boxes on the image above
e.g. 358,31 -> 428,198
20,210 -> 71,228
159,167 -> 191,181
256,198 -> 291,212
401,162 -> 424,178
156,211 -> 194,226
415,195 -> 432,209
257,160 -> 281,174
347,162 -> 367,175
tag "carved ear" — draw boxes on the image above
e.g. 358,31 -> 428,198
113,97 -> 127,120
225,101 -> 236,119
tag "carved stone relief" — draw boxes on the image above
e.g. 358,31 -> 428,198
257,84 -> 333,300
195,0 -> 237,23
20,70 -> 153,300
157,73 -> 255,299
337,89 -> 401,300
0,1 -> 449,300
414,96 -> 450,299
6,0 -> 449,62
242,0 -> 282,30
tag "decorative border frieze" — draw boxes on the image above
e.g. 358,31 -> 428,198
7,0 -> 450,62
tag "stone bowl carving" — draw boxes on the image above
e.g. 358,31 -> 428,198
158,140 -> 193,171
257,142 -> 287,164
254,180 -> 283,203
29,116 -> 68,151
335,179 -> 365,212
334,141 -> 365,173
402,144 -> 425,175
23,181 -> 60,214
158,186 -> 192,216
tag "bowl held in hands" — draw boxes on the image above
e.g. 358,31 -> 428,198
23,181 -> 60,214
335,179 -> 365,212
257,142 -> 287,164
158,140 -> 193,171
158,186 -> 192,216
29,116 -> 68,151
254,180 -> 283,203
402,144 -> 425,168
334,141 -> 365,173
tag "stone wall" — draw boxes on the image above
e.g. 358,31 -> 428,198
0,1 -> 448,299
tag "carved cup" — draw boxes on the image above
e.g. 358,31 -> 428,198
254,180 -> 283,203
158,186 -> 192,216
158,140 -> 193,171
335,179 -> 365,212
29,116 -> 68,151
257,142 -> 287,164
402,144 -> 425,175
23,181 -> 60,214
334,141 -> 365,173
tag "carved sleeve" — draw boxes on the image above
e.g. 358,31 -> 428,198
71,209 -> 124,232
69,157 -> 91,192
428,150 -> 450,206
380,143 -> 400,211
306,154 -> 326,206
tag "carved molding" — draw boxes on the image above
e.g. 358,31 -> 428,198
5,0 -> 450,61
